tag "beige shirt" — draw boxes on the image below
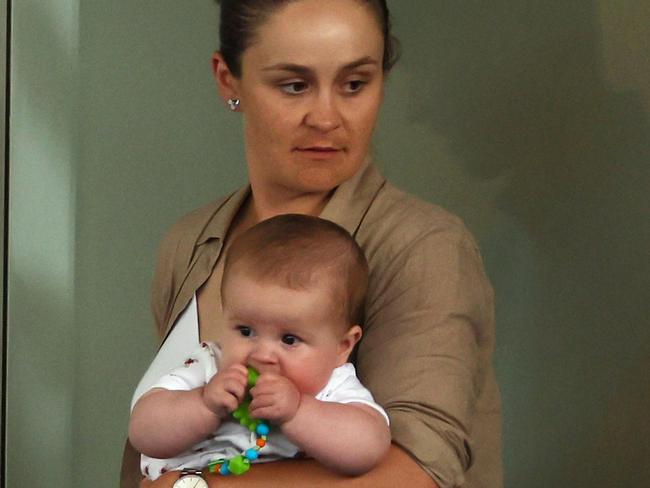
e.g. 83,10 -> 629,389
128,163 -> 502,488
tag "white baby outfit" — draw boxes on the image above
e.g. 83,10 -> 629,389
140,341 -> 388,480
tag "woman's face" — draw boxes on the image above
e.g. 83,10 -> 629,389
227,0 -> 385,200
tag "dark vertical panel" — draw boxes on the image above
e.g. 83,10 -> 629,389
1,0 -> 8,484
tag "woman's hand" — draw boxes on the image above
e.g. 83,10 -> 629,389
248,372 -> 301,424
202,364 -> 249,417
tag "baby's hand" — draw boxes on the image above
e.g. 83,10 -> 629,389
249,373 -> 301,424
202,364 -> 248,418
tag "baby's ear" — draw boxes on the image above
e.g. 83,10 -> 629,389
336,325 -> 363,366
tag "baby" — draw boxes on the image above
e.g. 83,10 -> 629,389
129,214 -> 391,480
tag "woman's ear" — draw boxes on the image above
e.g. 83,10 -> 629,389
336,325 -> 363,366
211,51 -> 241,106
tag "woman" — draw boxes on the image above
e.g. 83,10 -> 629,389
122,0 -> 501,487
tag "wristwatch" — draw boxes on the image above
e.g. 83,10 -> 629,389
172,468 -> 208,488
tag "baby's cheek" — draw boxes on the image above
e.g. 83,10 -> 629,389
218,350 -> 244,371
288,367 -> 332,396
221,337 -> 251,361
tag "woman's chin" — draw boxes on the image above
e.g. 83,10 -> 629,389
293,166 -> 356,194
295,174 -> 345,194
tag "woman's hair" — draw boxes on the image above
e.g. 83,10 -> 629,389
222,214 -> 369,326
215,0 -> 400,78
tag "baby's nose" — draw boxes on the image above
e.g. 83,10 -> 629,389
248,342 -> 280,373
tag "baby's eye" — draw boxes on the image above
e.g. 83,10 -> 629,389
236,326 -> 253,337
280,81 -> 308,95
281,334 -> 301,346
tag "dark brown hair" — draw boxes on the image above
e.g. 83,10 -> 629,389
215,0 -> 400,78
222,214 -> 369,326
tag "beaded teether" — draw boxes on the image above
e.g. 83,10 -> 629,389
207,367 -> 270,476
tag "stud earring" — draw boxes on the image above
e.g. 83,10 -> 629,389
227,98 -> 240,112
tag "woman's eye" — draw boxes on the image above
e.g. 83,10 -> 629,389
236,326 -> 253,337
280,82 -> 308,95
281,334 -> 300,346
344,80 -> 367,93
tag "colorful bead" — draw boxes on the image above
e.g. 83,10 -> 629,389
219,462 -> 230,475
256,423 -> 270,436
229,455 -> 251,475
256,438 -> 266,448
245,448 -> 259,460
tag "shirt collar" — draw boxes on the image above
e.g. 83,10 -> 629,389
319,159 -> 386,236
195,159 -> 385,245
196,185 -> 251,246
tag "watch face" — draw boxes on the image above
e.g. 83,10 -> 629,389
172,474 -> 208,488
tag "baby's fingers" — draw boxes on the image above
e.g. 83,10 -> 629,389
253,373 -> 283,388
249,397 -> 289,422
222,377 -> 247,403
250,378 -> 286,397
249,391 -> 276,411
221,392 -> 241,413
221,364 -> 249,385
249,401 -> 279,421
248,405 -> 276,420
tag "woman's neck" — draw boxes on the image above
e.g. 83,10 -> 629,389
227,184 -> 334,243
246,184 -> 334,225
224,184 -> 335,252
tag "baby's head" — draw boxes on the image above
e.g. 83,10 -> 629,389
219,214 -> 368,395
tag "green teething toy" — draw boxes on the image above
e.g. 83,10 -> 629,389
207,366 -> 270,476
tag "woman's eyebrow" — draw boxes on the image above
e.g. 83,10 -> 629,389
262,56 -> 379,74
341,56 -> 380,71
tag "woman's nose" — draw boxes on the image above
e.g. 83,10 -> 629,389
304,93 -> 342,132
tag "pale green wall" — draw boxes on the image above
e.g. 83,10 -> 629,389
7,1 -> 79,486
72,2 -> 244,487
379,2 -> 650,486
381,3 -> 650,485
7,2 -> 236,487
5,2 -> 649,488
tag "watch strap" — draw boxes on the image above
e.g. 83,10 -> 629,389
179,468 -> 204,477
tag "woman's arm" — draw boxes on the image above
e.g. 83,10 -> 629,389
353,209 -> 497,487
140,444 -> 438,488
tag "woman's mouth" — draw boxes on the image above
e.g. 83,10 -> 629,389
295,147 -> 343,159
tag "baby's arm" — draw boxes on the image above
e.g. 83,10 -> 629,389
283,397 -> 391,475
249,373 -> 391,476
129,364 -> 248,459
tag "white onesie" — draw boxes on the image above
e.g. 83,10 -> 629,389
140,341 -> 388,480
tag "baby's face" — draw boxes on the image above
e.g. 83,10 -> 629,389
220,273 -> 359,395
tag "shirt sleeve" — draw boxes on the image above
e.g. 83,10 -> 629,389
316,363 -> 390,425
149,341 -> 221,392
358,222 -> 494,488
